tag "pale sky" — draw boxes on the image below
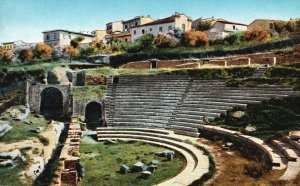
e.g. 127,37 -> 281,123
0,0 -> 299,43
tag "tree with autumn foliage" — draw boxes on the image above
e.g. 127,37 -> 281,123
33,43 -> 53,59
18,48 -> 33,62
245,30 -> 270,43
183,30 -> 208,47
0,47 -> 12,65
63,45 -> 79,63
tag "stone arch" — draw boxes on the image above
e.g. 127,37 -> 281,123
113,77 -> 119,84
40,87 -> 63,118
85,101 -> 102,128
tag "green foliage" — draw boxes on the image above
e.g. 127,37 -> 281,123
153,34 -> 178,48
70,36 -> 85,48
0,116 -> 48,142
79,141 -> 185,186
286,20 -> 296,32
79,46 -> 95,58
73,85 -> 107,101
196,20 -> 213,31
274,20 -> 287,33
216,95 -> 300,140
138,33 -> 155,50
0,160 -> 29,186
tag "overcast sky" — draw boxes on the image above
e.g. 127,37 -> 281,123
0,0 -> 299,43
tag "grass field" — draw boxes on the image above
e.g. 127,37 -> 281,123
0,160 -> 30,186
73,85 -> 107,101
0,116 -> 48,143
79,140 -> 186,186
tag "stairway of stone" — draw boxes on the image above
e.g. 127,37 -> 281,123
104,77 -> 116,126
95,127 -> 210,186
106,75 -> 190,128
167,79 -> 297,137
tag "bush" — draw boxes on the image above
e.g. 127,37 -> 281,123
245,30 -> 269,43
138,34 -> 155,50
33,43 -> 53,59
18,48 -> 33,62
184,30 -> 208,47
153,34 -> 178,48
274,20 -> 286,33
196,20 -> 212,31
286,19 -> 296,32
70,36 -> 85,48
79,46 -> 95,58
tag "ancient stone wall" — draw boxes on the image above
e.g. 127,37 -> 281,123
120,60 -> 199,69
28,84 -> 71,114
73,99 -> 105,121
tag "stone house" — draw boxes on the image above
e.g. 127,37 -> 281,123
42,29 -> 94,48
248,19 -> 275,31
106,21 -> 124,34
131,12 -> 192,41
2,40 -> 36,55
92,30 -> 107,43
206,20 -> 248,40
192,17 -> 226,30
123,16 -> 154,33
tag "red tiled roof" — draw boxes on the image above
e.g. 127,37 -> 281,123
215,20 -> 248,26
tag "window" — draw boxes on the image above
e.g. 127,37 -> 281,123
46,34 -> 50,41
182,24 -> 186,30
54,32 -> 57,39
142,29 -> 145,34
270,23 -> 274,29
159,27 -> 163,32
168,26 -> 172,30
125,38 -> 128,42
149,28 -> 153,32
133,30 -> 137,35
135,22 -> 138,26
233,25 -> 236,30
125,25 -> 128,29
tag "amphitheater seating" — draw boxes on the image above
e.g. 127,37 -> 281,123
96,127 -> 210,186
105,76 -> 297,138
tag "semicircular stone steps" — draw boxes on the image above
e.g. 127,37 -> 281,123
96,127 -> 210,186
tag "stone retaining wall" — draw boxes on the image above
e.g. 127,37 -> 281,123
120,60 -> 199,69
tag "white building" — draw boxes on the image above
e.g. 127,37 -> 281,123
106,21 -> 124,34
42,29 -> 94,48
131,13 -> 192,41
206,20 -> 248,40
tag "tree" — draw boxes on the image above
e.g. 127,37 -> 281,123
18,48 -> 33,62
286,19 -> 296,32
245,30 -> 269,43
63,45 -> 79,63
196,20 -> 212,31
274,20 -> 286,33
184,30 -> 208,47
0,47 -> 12,64
79,46 -> 95,58
70,36 -> 85,49
33,43 -> 52,59
153,34 -> 178,48
137,34 -> 155,50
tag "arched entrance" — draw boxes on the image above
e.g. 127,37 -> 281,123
40,87 -> 63,118
85,102 -> 102,128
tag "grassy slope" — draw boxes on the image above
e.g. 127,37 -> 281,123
0,160 -> 30,186
79,141 -> 186,186
73,85 -> 107,101
215,95 -> 300,140
0,116 -> 48,142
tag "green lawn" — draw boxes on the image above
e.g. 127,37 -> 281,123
0,116 -> 49,143
73,85 -> 107,101
79,140 -> 186,186
0,160 -> 30,186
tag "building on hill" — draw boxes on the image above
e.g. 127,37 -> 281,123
92,30 -> 107,42
42,29 -> 94,48
248,19 -> 275,31
105,33 -> 131,43
1,40 -> 37,55
206,20 -> 248,40
123,16 -> 154,33
106,21 -> 124,34
131,12 -> 192,41
192,17 -> 226,30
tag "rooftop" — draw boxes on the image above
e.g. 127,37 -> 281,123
42,29 -> 94,37
215,20 -> 248,26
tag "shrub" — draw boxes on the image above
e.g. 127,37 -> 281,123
184,30 -> 208,47
274,20 -> 286,33
64,45 -> 79,57
286,19 -> 296,32
79,46 -> 95,58
18,48 -> 33,62
196,20 -> 213,31
33,43 -> 53,59
70,36 -> 85,48
153,34 -> 178,48
138,34 -> 155,50
0,47 -> 12,65
245,30 -> 269,43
